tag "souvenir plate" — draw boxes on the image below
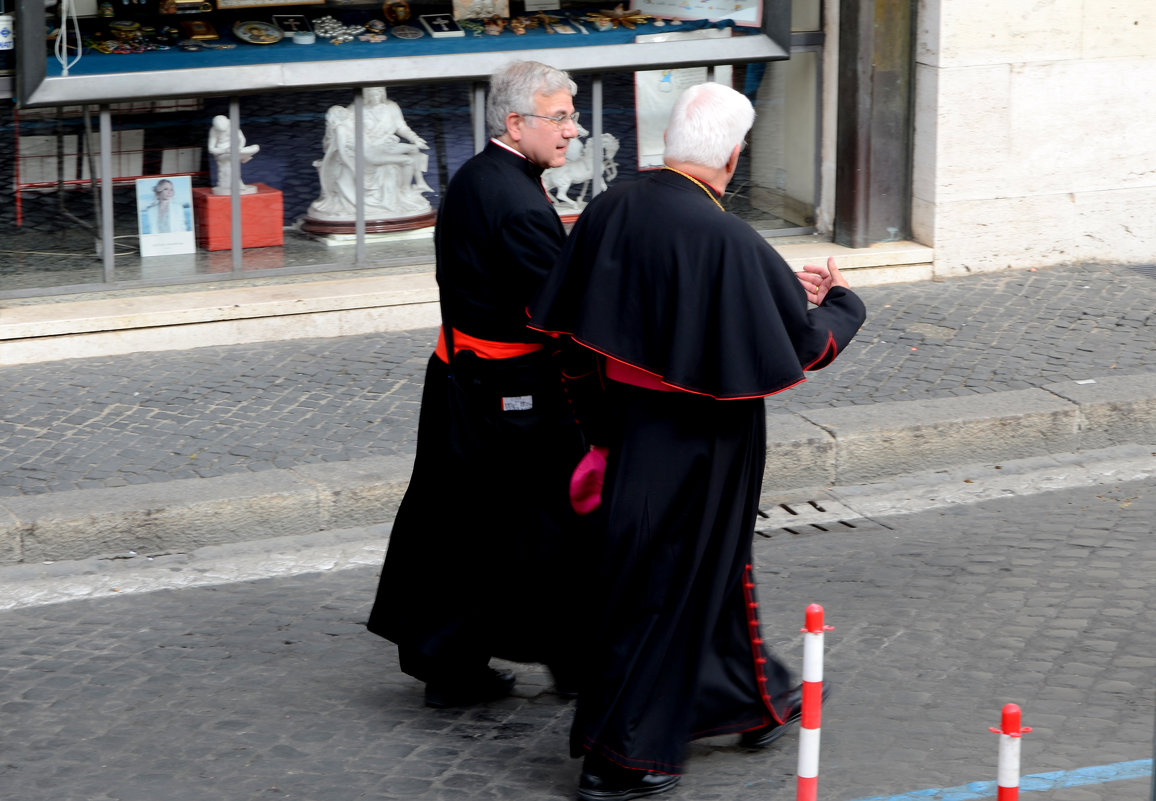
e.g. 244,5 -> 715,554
390,24 -> 424,39
233,20 -> 283,44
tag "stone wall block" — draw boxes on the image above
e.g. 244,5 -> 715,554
1080,2 -> 1156,59
935,0 -> 1083,67
928,195 -> 1080,276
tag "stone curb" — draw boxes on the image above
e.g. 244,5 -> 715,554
3,374 -> 1153,565
0,456 -> 412,565
760,373 -> 1156,492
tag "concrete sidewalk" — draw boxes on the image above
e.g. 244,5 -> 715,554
2,262 -> 1155,564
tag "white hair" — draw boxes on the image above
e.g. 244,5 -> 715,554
486,61 -> 578,138
663,82 -> 755,169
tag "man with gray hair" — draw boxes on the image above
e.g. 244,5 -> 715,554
367,61 -> 585,708
530,82 -> 867,799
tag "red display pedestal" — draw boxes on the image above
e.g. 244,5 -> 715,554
193,184 -> 284,251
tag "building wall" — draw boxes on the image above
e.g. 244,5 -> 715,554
913,0 -> 1156,275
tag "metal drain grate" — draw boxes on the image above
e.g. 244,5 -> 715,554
755,498 -> 871,537
1127,265 -> 1156,280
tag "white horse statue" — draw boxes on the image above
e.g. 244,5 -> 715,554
543,129 -> 620,212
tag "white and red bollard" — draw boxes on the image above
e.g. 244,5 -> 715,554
989,703 -> 1032,801
796,603 -> 833,801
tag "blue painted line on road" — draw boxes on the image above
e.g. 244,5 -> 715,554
847,759 -> 1151,801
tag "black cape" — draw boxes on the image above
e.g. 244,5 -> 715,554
528,169 -> 867,772
529,168 -> 865,399
366,142 -> 585,681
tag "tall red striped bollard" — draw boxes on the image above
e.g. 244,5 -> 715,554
988,704 -> 1032,801
796,603 -> 832,801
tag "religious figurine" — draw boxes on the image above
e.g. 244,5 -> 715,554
453,0 -> 508,19
532,11 -> 561,32
584,5 -> 653,29
382,0 -> 411,23
542,122 -> 620,213
207,115 -> 260,195
307,87 -> 433,222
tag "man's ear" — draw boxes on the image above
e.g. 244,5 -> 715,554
725,143 -> 742,175
505,112 -> 524,142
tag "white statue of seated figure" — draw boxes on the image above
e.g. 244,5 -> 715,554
308,87 -> 433,221
208,115 -> 261,196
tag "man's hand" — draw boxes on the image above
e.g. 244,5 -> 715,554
797,256 -> 850,306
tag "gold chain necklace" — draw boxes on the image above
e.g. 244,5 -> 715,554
662,167 -> 725,212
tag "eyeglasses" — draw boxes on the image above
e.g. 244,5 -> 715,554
520,110 -> 581,127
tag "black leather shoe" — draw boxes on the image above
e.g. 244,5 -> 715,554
577,761 -> 680,801
740,680 -> 832,748
424,667 -> 515,709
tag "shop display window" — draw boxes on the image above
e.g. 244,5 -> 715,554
1,0 -> 825,296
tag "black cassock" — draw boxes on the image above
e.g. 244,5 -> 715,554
366,141 -> 585,682
528,169 -> 867,773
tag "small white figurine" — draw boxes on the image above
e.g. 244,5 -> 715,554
308,87 -> 433,221
543,123 -> 620,212
208,115 -> 261,196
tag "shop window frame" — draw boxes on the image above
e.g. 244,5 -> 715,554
6,0 -> 796,296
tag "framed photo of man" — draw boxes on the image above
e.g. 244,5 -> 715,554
136,175 -> 196,257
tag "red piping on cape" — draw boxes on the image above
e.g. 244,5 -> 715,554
582,565 -> 782,768
741,563 -> 785,726
582,741 -> 683,776
801,330 -> 839,371
523,304 -> 564,331
524,324 -> 810,401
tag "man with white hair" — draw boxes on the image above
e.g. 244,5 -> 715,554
367,61 -> 585,709
529,82 -> 867,800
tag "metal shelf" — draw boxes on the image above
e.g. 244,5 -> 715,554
16,0 -> 788,107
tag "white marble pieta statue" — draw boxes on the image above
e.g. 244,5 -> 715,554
542,121 -> 620,213
208,115 -> 261,195
307,87 -> 434,221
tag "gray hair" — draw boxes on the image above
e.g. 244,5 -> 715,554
663,82 -> 755,170
486,61 -> 578,138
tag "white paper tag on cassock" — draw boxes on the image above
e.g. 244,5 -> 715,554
502,395 -> 533,412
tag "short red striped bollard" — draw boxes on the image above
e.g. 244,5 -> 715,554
796,603 -> 833,801
989,703 -> 1032,800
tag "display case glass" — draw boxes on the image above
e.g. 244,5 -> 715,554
2,1 -> 817,296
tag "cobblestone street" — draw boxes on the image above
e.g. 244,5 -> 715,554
4,478 -> 1154,800
3,264 -> 1154,497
